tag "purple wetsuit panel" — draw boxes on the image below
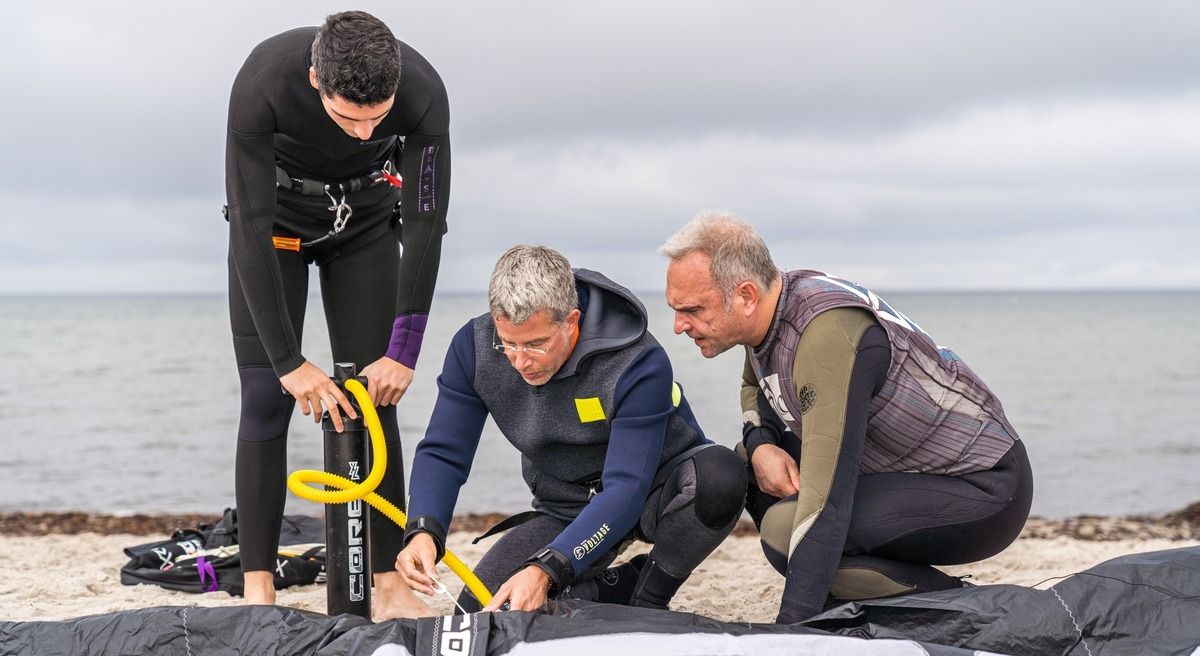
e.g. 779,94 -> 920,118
387,312 -> 428,368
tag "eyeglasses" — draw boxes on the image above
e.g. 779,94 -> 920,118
492,323 -> 570,357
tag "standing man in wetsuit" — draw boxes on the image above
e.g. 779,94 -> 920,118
395,246 -> 746,612
661,212 -> 1033,623
225,11 -> 449,618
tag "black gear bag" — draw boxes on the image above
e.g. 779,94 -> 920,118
119,508 -> 326,596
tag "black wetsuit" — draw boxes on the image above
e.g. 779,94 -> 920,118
225,27 -> 450,573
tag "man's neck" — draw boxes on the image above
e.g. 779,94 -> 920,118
566,322 -> 580,355
749,274 -> 783,349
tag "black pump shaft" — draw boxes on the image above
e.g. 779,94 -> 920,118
323,362 -> 372,619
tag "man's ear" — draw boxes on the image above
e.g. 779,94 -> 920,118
308,67 -> 321,91
566,308 -> 582,328
735,281 -> 759,316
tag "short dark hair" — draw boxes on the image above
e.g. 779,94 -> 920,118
311,11 -> 401,105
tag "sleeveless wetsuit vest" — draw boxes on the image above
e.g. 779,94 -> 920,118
749,270 -> 1018,476
470,269 -> 704,520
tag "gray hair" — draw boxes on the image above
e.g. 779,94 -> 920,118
659,210 -> 778,304
488,245 -> 579,324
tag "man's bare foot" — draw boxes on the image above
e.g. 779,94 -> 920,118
244,570 -> 277,605
374,571 -> 438,620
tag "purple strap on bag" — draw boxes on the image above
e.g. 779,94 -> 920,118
196,556 -> 219,593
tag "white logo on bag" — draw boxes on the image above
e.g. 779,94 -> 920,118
152,547 -> 176,571
152,538 -> 202,572
275,558 -> 288,578
758,373 -> 795,422
439,613 -> 473,656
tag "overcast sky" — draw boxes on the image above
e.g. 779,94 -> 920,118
1,1 -> 1197,294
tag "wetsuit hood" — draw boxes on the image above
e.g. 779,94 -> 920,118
554,268 -> 648,379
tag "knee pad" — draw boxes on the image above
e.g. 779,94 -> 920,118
692,446 -> 749,530
237,366 -> 294,442
759,494 -> 797,576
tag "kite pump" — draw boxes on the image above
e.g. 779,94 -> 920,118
286,363 -> 491,619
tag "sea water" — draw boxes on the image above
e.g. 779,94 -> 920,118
0,290 -> 1196,519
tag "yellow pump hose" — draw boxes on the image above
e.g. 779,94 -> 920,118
286,378 -> 493,606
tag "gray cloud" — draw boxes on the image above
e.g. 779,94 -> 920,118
0,0 -> 1197,293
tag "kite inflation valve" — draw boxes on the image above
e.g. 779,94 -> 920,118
323,362 -> 371,619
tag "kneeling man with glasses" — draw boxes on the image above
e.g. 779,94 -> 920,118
396,245 -> 746,612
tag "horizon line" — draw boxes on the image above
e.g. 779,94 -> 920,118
3,286 -> 1199,299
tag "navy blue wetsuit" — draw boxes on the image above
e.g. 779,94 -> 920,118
405,270 -> 746,610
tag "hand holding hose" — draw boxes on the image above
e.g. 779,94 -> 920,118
360,356 -> 414,406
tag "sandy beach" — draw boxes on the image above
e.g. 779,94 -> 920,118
1,508 -> 1197,624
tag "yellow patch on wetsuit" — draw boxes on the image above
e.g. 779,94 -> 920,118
575,397 -> 606,423
671,381 -> 682,407
272,236 -> 301,251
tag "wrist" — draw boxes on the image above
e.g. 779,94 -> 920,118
276,357 -> 308,380
742,424 -> 779,461
404,515 -> 447,561
525,565 -> 552,592
523,547 -> 573,596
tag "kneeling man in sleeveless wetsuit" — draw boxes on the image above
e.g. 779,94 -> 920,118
396,246 -> 747,612
662,212 -> 1033,623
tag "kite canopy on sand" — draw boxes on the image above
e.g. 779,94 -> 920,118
3,546 -> 1198,655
